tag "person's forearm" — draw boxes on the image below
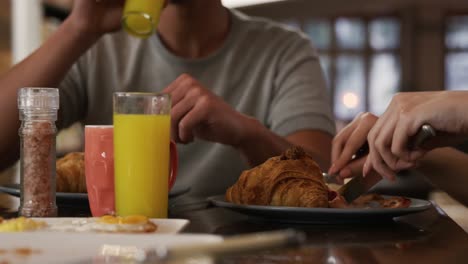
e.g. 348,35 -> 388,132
236,118 -> 331,170
235,118 -> 293,167
0,18 -> 99,168
417,147 -> 468,206
3,18 -> 99,90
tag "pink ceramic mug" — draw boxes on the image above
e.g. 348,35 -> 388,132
84,125 -> 115,217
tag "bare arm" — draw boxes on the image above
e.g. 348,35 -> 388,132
236,118 -> 332,170
0,20 -> 98,170
417,147 -> 468,206
163,74 -> 332,171
0,0 -> 123,170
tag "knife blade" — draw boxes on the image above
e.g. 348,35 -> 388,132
337,124 -> 436,203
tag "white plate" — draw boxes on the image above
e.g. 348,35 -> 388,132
0,232 -> 222,264
28,217 -> 190,234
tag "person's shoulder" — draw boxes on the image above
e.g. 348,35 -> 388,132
232,10 -> 311,45
96,30 -> 140,51
84,30 -> 143,61
230,10 -> 317,60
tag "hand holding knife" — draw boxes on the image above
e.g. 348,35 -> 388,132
326,124 -> 436,203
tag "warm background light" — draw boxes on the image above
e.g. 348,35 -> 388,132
342,92 -> 359,109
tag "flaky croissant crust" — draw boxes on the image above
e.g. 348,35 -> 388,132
226,147 -> 329,208
56,152 -> 86,193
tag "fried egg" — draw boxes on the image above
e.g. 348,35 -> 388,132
0,215 -> 157,233
0,217 -> 47,232
48,215 -> 157,233
91,215 -> 158,233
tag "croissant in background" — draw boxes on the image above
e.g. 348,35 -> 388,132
56,152 -> 87,193
226,147 -> 329,208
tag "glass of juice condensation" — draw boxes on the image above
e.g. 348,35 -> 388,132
113,92 -> 177,218
122,0 -> 165,38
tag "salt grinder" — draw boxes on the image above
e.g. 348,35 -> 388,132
18,88 -> 59,217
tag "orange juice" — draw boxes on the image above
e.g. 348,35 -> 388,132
114,114 -> 171,218
122,0 -> 165,38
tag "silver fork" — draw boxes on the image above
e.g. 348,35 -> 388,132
322,172 -> 342,184
323,141 -> 370,184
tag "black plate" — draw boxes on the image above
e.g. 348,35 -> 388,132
208,195 -> 432,224
0,184 -> 190,207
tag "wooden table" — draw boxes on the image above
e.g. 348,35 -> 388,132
1,199 -> 468,263
170,201 -> 468,264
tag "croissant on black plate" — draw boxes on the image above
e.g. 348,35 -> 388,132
226,147 -> 329,208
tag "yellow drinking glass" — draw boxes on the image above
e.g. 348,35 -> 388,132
122,0 -> 165,38
113,92 -> 177,218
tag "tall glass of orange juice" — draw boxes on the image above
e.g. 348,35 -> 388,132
113,92 -> 177,218
122,0 -> 165,38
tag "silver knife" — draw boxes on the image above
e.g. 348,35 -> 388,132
75,229 -> 306,264
337,124 -> 436,203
